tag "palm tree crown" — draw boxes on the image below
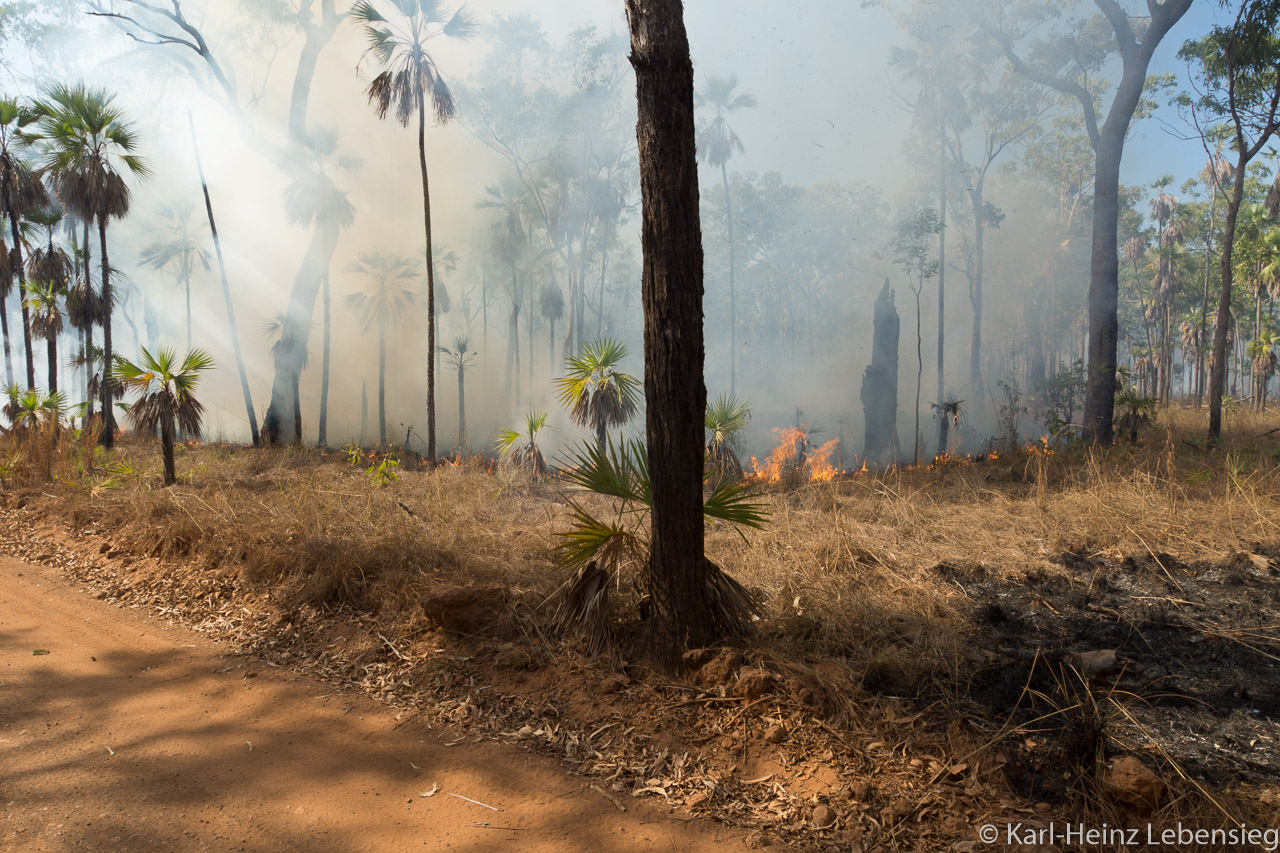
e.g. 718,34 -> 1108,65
695,74 -> 756,169
554,336 -> 641,449
344,250 -> 419,330
113,346 -> 213,485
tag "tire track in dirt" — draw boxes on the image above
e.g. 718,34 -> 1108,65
0,556 -> 742,852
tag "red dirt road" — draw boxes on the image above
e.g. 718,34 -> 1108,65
0,556 -> 741,852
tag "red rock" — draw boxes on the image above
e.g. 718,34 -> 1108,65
733,667 -> 777,699
696,648 -> 744,687
1104,756 -> 1165,814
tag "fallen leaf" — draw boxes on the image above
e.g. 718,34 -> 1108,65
419,783 -> 439,798
32,649 -> 50,656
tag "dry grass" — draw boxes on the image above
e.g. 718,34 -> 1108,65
4,404 -> 1279,845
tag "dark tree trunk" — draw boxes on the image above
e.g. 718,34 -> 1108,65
98,218 -> 115,448
46,334 -> 56,394
860,279 -> 899,464
1081,131 -> 1124,443
319,272 -> 330,446
1210,164 -> 1248,440
4,181 -> 33,390
1,293 -> 11,387
161,406 -> 177,486
191,115 -> 259,447
626,0 -> 710,661
418,89 -> 437,463
82,219 -> 93,418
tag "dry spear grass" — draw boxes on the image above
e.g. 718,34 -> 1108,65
4,405 -> 1280,836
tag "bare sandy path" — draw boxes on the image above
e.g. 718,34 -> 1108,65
0,555 -> 742,852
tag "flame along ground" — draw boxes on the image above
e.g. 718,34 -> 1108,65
748,428 -> 1056,483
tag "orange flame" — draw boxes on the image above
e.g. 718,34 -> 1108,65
749,426 -> 841,483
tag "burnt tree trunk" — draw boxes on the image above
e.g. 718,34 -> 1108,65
626,0 -> 710,661
859,278 -> 899,465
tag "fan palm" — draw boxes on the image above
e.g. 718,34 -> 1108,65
1248,328 -> 1279,412
539,281 -> 565,374
113,347 -> 212,486
0,96 -> 46,389
554,337 -> 641,451
439,335 -> 475,454
705,392 -> 750,483
139,199 -> 211,351
696,74 -> 755,396
0,233 -> 13,386
35,84 -> 149,449
494,408 -> 548,476
344,249 -> 418,446
22,280 -> 63,394
354,0 -> 477,463
3,384 -> 65,432
553,438 -> 766,655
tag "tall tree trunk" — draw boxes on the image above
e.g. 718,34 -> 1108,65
626,0 -> 711,661
1,292 -> 11,387
161,407 -> 177,486
968,182 -> 985,400
318,272 -> 330,446
378,317 -> 387,446
46,334 -> 56,394
914,285 -> 922,466
191,114 -> 258,446
936,119 -> 946,455
4,183 -> 33,390
263,217 -> 340,445
418,88 -> 437,462
98,218 -> 116,448
721,160 -> 737,396
1209,163 -> 1247,440
1197,180 -> 1218,407
1082,132 -> 1124,443
82,219 -> 93,418
457,362 -> 466,453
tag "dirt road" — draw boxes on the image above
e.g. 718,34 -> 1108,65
0,556 -> 741,852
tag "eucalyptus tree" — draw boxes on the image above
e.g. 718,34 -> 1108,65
890,10 -> 972,452
1181,0 -> 1280,440
0,96 -> 45,389
353,0 -> 477,463
982,0 -> 1194,442
140,200 -> 210,352
87,0 -> 349,448
344,249 -> 419,447
893,208 -> 942,466
35,84 -> 148,449
276,126 -> 356,446
696,73 -> 756,396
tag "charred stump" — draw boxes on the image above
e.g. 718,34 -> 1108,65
860,279 -> 900,464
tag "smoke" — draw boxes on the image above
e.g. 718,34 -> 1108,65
0,0 -> 1250,464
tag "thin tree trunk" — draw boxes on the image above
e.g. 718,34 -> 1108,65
969,182 -> 985,401
418,90 -> 437,462
378,317 -> 386,446
46,334 -> 56,394
318,272 -> 330,446
721,160 -> 736,396
914,286 -> 922,466
191,114 -> 258,446
82,219 -> 93,418
98,218 -> 116,448
936,119 -> 946,455
4,181 -> 33,389
1209,163 -> 1247,439
626,0 -> 711,661
457,362 -> 466,453
1,293 -> 11,387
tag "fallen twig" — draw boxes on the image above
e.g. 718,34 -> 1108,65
590,783 -> 627,812
448,793 -> 502,811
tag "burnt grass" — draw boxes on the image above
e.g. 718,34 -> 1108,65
932,547 -> 1280,799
